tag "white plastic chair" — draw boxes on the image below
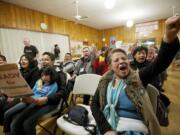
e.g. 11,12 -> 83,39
146,84 -> 160,113
57,74 -> 102,135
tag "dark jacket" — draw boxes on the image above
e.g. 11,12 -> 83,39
54,47 -> 60,58
20,67 -> 40,88
130,60 -> 150,71
130,60 -> 162,90
91,38 -> 180,135
73,56 -> 94,75
47,68 -> 67,105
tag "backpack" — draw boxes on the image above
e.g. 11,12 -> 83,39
63,105 -> 96,135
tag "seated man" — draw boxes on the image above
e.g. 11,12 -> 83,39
71,47 -> 95,105
59,53 -> 75,76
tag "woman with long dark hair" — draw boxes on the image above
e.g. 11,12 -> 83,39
19,54 -> 40,88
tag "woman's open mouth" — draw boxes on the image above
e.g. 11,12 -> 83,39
119,63 -> 127,70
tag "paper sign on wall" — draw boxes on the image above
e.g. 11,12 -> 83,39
110,36 -> 116,48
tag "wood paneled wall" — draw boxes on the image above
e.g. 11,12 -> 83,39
101,20 -> 166,46
0,1 -> 101,48
0,1 -> 166,49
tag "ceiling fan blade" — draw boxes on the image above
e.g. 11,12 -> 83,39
75,0 -> 79,16
73,0 -> 88,21
80,16 -> 88,20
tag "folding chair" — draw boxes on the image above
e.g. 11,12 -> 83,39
57,74 -> 102,135
146,84 -> 160,113
37,98 -> 64,135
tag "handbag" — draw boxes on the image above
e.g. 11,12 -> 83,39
63,105 -> 96,135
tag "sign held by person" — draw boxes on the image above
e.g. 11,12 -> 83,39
0,64 -> 33,97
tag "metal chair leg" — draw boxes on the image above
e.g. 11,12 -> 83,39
38,123 -> 53,135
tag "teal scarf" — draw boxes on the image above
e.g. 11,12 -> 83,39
103,78 -> 125,130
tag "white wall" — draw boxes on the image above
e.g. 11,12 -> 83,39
0,28 -> 70,63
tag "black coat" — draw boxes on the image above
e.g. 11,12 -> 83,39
47,68 -> 67,105
130,59 -> 162,90
20,67 -> 40,88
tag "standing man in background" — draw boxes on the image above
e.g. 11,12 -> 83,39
23,37 -> 39,60
54,44 -> 61,60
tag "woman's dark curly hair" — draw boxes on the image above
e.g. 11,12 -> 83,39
40,66 -> 57,84
19,54 -> 38,69
132,46 -> 148,57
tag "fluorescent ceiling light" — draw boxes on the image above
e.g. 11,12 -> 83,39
126,20 -> 134,27
104,0 -> 116,9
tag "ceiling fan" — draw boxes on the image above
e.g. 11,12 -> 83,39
73,0 -> 88,21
